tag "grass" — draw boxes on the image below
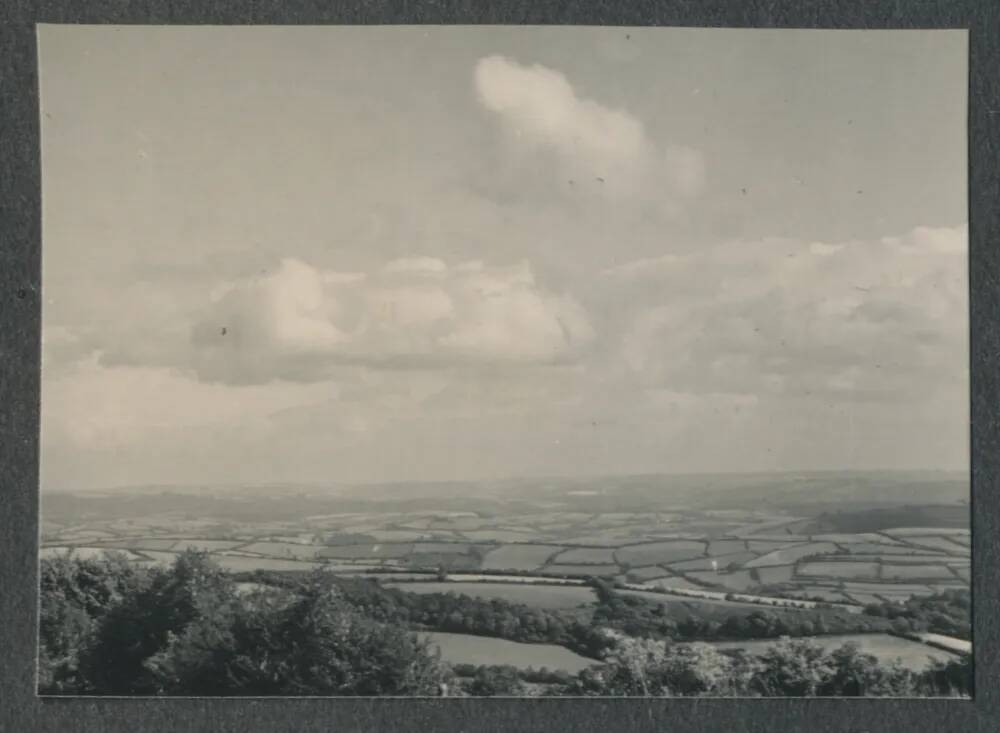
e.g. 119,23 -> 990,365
883,527 -> 970,537
627,565 -> 672,581
900,537 -> 969,555
40,546 -> 146,561
462,529 -> 543,543
746,540 -> 801,553
480,544 -> 562,571
754,565 -> 795,584
881,564 -> 956,580
539,564 -> 620,577
643,576 -> 716,592
384,581 -> 598,610
744,543 -> 839,568
213,556 -> 322,572
615,541 -> 705,566
837,543 -> 930,555
317,543 -> 414,559
551,547 -> 617,564
169,539 -> 245,552
686,569 -> 757,591
422,631 -> 598,673
670,552 -> 757,571
240,542 -> 321,559
706,540 -> 748,556
798,561 -> 879,579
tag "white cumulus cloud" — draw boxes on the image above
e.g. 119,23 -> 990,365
615,224 -> 968,403
474,55 -> 705,201
183,257 -> 595,384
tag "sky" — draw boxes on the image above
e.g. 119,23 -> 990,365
37,25 -> 969,491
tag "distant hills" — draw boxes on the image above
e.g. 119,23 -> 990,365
41,469 -> 969,525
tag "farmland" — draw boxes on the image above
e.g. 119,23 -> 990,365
422,632 -> 598,673
38,471 -> 971,696
381,581 -> 598,610
40,472 -> 970,617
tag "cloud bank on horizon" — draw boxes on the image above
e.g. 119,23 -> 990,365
37,30 -> 969,489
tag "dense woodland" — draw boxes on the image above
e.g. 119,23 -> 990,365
39,550 -> 971,697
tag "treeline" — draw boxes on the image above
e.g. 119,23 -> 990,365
40,552 -> 448,695
239,568 -> 611,658
590,581 -> 888,642
862,589 -> 970,640
39,551 -> 971,697
569,635 -> 970,697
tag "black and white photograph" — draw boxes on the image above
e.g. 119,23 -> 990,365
36,25 -> 970,698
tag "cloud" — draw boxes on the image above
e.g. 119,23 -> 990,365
41,356 -> 331,451
474,55 -> 705,201
614,224 -> 968,403
121,257 -> 599,385
475,55 -> 645,168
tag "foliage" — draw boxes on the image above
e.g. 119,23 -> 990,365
79,550 -> 237,694
38,550 -> 146,693
921,653 -> 973,697
49,554 -> 447,696
587,580 -> 891,643
462,665 -> 526,696
38,556 -> 972,698
861,589 -> 970,640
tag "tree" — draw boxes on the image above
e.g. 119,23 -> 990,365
38,551 -> 146,693
820,643 -> 917,696
80,550 -> 236,694
921,653 -> 972,697
655,642 -> 735,695
145,569 -> 449,696
464,665 -> 526,696
748,638 -> 835,696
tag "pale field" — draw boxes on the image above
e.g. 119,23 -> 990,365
422,631 -> 598,673
626,565 -> 672,581
40,546 -> 146,561
837,543 -> 935,555
706,540 -> 749,556
644,576 -> 717,592
902,537 -> 969,555
686,569 -> 757,591
754,565 -> 795,584
550,547 -> 618,564
614,541 -> 705,566
746,540 -> 802,554
880,564 -> 957,580
668,553 -> 745,572
797,561 -> 880,579
744,543 -> 840,568
318,543 -> 414,559
480,544 -> 562,571
384,581 -> 598,610
539,564 -> 620,577
883,528 -> 970,537
240,542 -> 322,559
169,540 -> 245,552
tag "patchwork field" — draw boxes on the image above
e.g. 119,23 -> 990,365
552,547 -> 618,564
798,561 -> 880,579
40,496 -> 969,611
745,543 -> 839,568
481,544 -> 562,571
540,563 -> 620,577
615,541 -> 706,566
